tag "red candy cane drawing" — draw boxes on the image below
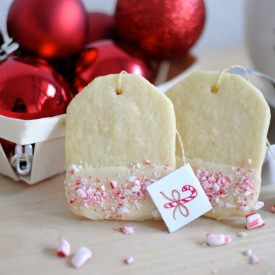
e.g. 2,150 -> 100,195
160,185 -> 198,220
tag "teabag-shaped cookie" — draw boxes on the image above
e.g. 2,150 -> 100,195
166,71 -> 270,219
65,73 -> 176,220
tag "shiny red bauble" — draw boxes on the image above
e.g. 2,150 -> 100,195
0,55 -> 72,119
73,40 -> 153,92
86,12 -> 114,43
7,0 -> 88,59
114,0 -> 205,59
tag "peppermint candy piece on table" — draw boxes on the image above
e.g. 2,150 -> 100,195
56,239 -> 71,257
246,213 -> 265,230
71,246 -> 92,269
206,233 -> 232,246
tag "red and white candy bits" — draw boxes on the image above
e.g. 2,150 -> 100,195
56,239 -> 71,257
242,248 -> 253,257
270,204 -> 275,213
71,246 -> 92,269
246,213 -> 265,230
252,201 -> 264,211
118,226 -> 135,235
206,233 -> 232,246
249,255 -> 260,265
242,249 -> 260,265
110,180 -> 118,189
124,256 -> 134,265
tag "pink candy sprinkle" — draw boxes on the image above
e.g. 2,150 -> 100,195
76,188 -> 87,199
71,246 -> 92,269
252,201 -> 264,211
128,176 -> 136,183
240,204 -> 249,211
110,180 -> 117,189
118,207 -> 130,216
56,239 -> 71,257
206,233 -> 232,246
270,204 -> 275,213
124,256 -> 134,265
242,249 -> 260,265
242,249 -> 253,257
131,185 -> 141,193
249,255 -> 259,265
68,164 -> 79,175
246,213 -> 265,230
119,226 -> 135,235
144,160 -> 151,164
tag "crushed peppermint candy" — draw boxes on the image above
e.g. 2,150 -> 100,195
56,239 -> 71,257
123,256 -> 134,265
270,204 -> 275,213
249,255 -> 259,265
65,162 -> 172,219
206,233 -> 232,246
194,166 -> 257,213
118,207 -> 130,216
246,213 -> 265,230
71,246 -> 92,269
242,249 -> 253,257
68,164 -> 79,175
131,185 -> 141,193
115,226 -> 135,235
128,176 -> 137,183
65,162 -> 257,220
76,188 -> 87,199
252,201 -> 264,211
110,180 -> 117,189
242,249 -> 260,265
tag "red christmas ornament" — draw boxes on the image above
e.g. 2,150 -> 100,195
114,0 -> 206,59
73,40 -> 153,92
0,55 -> 72,120
86,12 -> 114,43
7,0 -> 88,59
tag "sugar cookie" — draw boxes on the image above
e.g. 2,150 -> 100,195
65,73 -> 176,220
166,71 -> 270,219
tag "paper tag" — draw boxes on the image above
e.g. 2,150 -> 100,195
147,164 -> 212,232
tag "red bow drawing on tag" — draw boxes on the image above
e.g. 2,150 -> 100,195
160,185 -> 198,220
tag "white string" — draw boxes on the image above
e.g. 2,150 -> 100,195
176,129 -> 186,165
116,71 -> 127,95
212,65 -> 250,93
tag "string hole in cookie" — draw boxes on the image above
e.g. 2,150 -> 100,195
210,84 -> 219,93
115,87 -> 122,95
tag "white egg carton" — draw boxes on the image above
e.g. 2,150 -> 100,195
0,114 -> 65,184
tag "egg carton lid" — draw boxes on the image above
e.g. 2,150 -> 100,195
0,114 -> 65,145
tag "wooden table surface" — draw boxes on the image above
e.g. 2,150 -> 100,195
1,47 -> 275,275
1,173 -> 275,275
